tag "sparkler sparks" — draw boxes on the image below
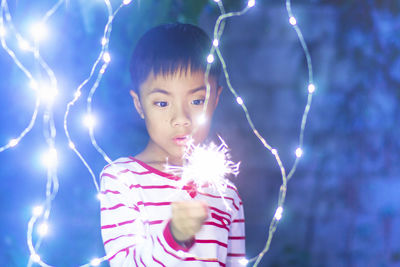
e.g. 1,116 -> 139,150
166,137 -> 240,196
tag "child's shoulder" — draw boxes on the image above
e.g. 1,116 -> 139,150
101,157 -> 148,176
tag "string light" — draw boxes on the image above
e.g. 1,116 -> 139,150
30,22 -> 47,41
102,51 -> 111,63
42,148 -> 58,168
8,138 -> 18,147
18,39 -> 30,51
0,25 -> 5,37
201,0 -> 315,265
213,38 -> 219,47
247,0 -> 256,8
0,0 -> 315,266
207,53 -> 215,63
33,206 -> 44,216
236,96 -> 243,105
295,147 -> 303,158
239,258 -> 249,265
83,114 -> 96,129
197,114 -> 207,125
274,206 -> 283,221
37,223 -> 49,236
308,83 -> 316,93
289,16 -> 297,26
90,258 -> 101,266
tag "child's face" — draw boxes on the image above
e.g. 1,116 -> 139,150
130,69 -> 221,165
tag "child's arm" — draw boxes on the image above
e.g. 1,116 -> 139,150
100,167 -> 200,267
226,201 -> 246,267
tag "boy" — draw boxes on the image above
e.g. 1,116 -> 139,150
100,23 -> 245,266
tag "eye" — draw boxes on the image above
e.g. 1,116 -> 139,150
154,101 -> 168,107
191,99 -> 205,105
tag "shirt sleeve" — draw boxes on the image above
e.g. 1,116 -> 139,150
226,200 -> 246,267
100,165 -> 193,267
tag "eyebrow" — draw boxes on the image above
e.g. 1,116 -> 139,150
188,86 -> 206,94
147,86 -> 206,96
147,88 -> 171,96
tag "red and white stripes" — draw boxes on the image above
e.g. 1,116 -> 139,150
100,157 -> 245,266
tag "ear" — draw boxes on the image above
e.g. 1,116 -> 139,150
214,85 -> 223,107
130,90 -> 145,119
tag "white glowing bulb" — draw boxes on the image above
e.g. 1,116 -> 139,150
308,83 -> 315,93
0,26 -> 6,37
213,0 -> 220,2
99,67 -> 106,74
18,39 -> 30,51
38,85 -> 58,105
90,258 -> 101,266
30,22 -> 47,41
247,0 -> 255,8
42,148 -> 58,168
239,258 -> 249,265
74,91 -> 81,99
103,52 -> 111,63
207,54 -> 214,63
295,147 -> 303,158
101,37 -> 107,46
68,142 -> 76,150
83,114 -> 96,129
236,96 -> 243,105
9,138 -> 18,147
29,80 -> 38,90
289,16 -> 297,26
31,254 -> 41,263
33,206 -> 44,216
96,193 -> 103,201
213,39 -> 219,47
197,114 -> 207,125
37,223 -> 48,236
274,206 -> 283,220
271,149 -> 277,155
123,0 -> 132,5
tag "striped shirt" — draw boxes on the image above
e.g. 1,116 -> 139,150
100,157 -> 246,267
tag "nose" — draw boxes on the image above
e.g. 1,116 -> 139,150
171,104 -> 191,127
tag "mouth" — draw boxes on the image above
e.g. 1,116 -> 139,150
173,135 -> 190,146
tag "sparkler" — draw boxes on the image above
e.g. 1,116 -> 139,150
166,137 -> 240,207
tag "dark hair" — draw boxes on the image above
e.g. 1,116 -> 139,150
129,23 -> 221,92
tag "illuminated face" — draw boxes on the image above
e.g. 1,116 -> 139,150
130,69 -> 221,166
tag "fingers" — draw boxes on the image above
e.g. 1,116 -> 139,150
171,201 -> 209,242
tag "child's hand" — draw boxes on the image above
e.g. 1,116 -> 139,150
170,201 -> 208,242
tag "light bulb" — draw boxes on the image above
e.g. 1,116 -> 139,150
83,114 -> 96,129
33,206 -> 44,216
30,22 -> 47,41
274,206 -> 283,220
295,147 -> 303,158
37,223 -> 48,236
207,54 -> 214,64
308,83 -> 315,93
289,16 -> 297,26
103,52 -> 111,63
9,138 -> 18,147
42,148 -> 58,168
90,258 -> 101,266
248,0 -> 255,8
213,39 -> 219,47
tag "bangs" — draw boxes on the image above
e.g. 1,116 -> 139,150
130,23 -> 221,92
